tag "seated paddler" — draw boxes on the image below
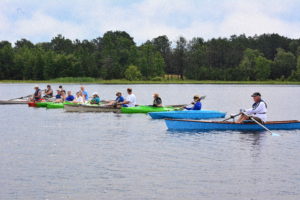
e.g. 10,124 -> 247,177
65,91 -> 75,102
90,92 -> 100,104
185,95 -> 202,110
31,85 -> 42,101
236,92 -> 267,124
152,93 -> 162,107
107,92 -> 125,107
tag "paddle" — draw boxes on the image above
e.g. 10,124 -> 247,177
223,113 -> 241,122
8,94 -> 32,101
243,113 -> 280,136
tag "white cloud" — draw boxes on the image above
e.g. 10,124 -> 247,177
0,0 -> 299,45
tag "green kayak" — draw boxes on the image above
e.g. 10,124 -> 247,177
36,102 -> 53,107
46,101 -> 74,109
121,106 -> 175,113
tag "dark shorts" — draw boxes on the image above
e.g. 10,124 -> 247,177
243,117 -> 264,124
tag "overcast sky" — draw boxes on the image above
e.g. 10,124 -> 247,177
1,0 -> 300,44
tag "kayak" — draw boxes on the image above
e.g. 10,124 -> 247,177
149,110 -> 226,119
28,102 -> 37,107
165,119 -> 300,131
0,99 -> 28,104
46,101 -> 74,109
36,101 -> 53,107
64,104 -> 120,112
121,106 -> 175,114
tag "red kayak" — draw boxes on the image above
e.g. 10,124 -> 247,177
28,99 -> 45,107
28,102 -> 37,107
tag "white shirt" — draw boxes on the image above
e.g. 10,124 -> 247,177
125,94 -> 136,107
75,96 -> 84,104
245,101 -> 267,122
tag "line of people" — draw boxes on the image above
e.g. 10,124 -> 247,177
31,85 -> 203,110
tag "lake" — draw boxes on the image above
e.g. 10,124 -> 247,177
0,83 -> 300,200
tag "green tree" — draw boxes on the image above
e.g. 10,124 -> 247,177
15,39 -> 34,49
124,65 -> 142,81
238,48 -> 262,80
172,37 -> 187,79
254,56 -> 272,80
0,44 -> 15,79
271,48 -> 296,79
136,42 -> 165,79
100,31 -> 136,79
151,35 -> 172,73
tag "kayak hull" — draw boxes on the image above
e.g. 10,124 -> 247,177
47,103 -> 64,109
149,110 -> 226,119
36,102 -> 53,107
165,119 -> 300,131
0,100 -> 28,104
28,102 -> 37,107
121,106 -> 175,114
64,104 -> 120,112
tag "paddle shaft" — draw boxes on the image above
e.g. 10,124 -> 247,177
243,113 -> 273,135
223,113 -> 241,121
8,94 -> 32,101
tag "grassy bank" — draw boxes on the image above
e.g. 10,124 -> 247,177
0,78 -> 300,85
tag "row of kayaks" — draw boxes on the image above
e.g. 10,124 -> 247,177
26,101 -> 300,131
28,101 -> 227,118
28,101 -> 72,109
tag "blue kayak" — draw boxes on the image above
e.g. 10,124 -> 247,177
165,119 -> 300,131
149,110 -> 226,119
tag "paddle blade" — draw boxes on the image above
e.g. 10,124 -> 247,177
272,133 -> 280,137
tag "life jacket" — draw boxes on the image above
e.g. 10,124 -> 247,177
252,100 -> 267,114
45,89 -> 53,96
34,89 -> 42,100
252,99 -> 267,109
153,97 -> 162,106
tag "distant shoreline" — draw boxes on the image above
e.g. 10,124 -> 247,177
0,79 -> 300,85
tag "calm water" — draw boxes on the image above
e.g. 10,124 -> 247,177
0,83 -> 300,200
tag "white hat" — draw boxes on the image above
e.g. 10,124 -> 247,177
92,92 -> 98,96
34,85 -> 39,88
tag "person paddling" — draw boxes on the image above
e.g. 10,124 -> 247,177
31,85 -> 42,102
55,91 -> 66,103
59,85 -> 66,94
65,91 -> 75,102
152,93 -> 162,107
185,95 -> 202,110
236,92 -> 267,124
90,92 -> 100,104
43,85 -> 53,98
73,91 -> 85,104
80,86 -> 89,101
119,88 -> 136,107
107,92 -> 125,107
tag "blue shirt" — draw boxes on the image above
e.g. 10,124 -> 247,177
82,90 -> 88,100
186,101 -> 202,110
90,96 -> 100,104
56,94 -> 61,99
116,96 -> 124,103
66,95 -> 75,101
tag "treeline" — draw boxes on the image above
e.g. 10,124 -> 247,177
1,31 -> 300,81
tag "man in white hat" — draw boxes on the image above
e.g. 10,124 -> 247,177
30,85 -> 42,101
90,92 -> 100,104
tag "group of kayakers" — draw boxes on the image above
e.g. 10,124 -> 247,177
30,85 -> 266,123
30,85 -> 203,110
30,85 -> 137,108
